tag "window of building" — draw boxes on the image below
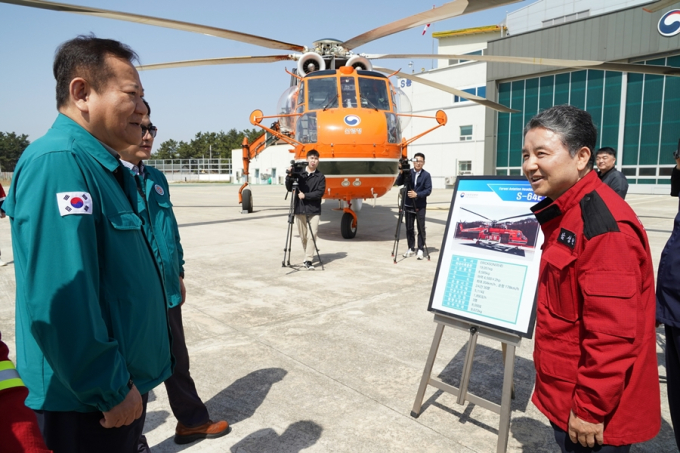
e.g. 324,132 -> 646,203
453,86 -> 486,104
460,125 -> 473,141
448,49 -> 484,66
458,161 -> 472,175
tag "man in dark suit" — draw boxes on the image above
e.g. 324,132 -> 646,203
396,153 -> 432,260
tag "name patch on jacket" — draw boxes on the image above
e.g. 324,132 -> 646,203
558,228 -> 576,249
57,192 -> 93,216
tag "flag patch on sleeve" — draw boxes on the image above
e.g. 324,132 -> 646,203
57,192 -> 93,216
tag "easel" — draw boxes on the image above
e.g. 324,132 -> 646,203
411,313 -> 521,453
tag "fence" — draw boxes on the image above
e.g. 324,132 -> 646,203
146,158 -> 232,182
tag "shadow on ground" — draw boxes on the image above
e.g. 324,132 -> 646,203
230,420 -> 323,453
152,367 -> 288,451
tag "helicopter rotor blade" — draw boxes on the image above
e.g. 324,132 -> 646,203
0,0 -> 306,52
367,54 -> 680,77
342,0 -> 520,50
136,55 -> 298,71
497,212 -> 535,222
373,67 -> 518,113
460,207 -> 493,221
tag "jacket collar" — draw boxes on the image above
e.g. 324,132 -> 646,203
52,114 -> 121,173
531,170 -> 600,225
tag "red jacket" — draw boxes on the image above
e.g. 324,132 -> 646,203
530,171 -> 660,445
0,332 -> 51,453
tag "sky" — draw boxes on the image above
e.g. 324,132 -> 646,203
0,0 -> 529,144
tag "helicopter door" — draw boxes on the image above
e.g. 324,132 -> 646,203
340,77 -> 358,108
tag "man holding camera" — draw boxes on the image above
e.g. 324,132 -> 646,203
656,143 -> 680,450
285,149 -> 326,270
396,153 -> 431,260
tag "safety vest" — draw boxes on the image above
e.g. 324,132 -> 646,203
0,360 -> 24,391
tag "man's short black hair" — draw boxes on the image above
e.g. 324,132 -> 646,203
143,98 -> 150,116
53,34 -> 139,109
596,147 -> 616,157
306,149 -> 319,158
414,152 -> 425,161
524,105 -> 597,169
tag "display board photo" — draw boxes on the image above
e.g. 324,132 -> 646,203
429,176 -> 546,338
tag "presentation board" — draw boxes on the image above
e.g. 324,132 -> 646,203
428,176 -> 545,338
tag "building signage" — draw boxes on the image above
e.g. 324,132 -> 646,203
658,10 -> 680,37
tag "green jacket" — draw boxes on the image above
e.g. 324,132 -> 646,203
3,114 -> 172,412
131,165 -> 185,308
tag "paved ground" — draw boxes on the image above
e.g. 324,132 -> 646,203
0,183 -> 677,453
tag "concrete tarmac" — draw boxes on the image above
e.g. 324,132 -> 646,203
0,184 -> 677,452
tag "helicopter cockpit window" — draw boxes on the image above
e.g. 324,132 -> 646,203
340,77 -> 358,108
358,78 -> 390,110
385,112 -> 401,144
307,77 -> 338,110
296,81 -> 306,113
296,112 -> 318,144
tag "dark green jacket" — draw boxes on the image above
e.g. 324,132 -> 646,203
131,165 -> 184,308
3,114 -> 172,412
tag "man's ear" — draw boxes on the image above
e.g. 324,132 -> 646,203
70,77 -> 90,113
576,146 -> 591,171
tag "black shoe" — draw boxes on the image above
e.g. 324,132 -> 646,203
303,261 -> 315,270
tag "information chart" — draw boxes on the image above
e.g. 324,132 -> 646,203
442,256 -> 527,324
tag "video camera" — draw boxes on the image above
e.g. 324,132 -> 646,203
399,157 -> 417,172
286,160 -> 308,179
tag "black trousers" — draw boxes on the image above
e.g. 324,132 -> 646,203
35,393 -> 148,453
666,324 -> 680,450
405,207 -> 426,251
165,304 -> 209,427
552,423 -> 631,453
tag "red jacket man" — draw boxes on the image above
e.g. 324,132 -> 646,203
522,105 -> 660,451
0,331 -> 51,452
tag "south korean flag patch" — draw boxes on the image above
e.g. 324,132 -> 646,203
57,192 -> 93,216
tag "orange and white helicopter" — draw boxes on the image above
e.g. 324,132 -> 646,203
4,0 -> 678,238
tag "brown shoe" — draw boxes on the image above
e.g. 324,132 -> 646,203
174,419 -> 230,445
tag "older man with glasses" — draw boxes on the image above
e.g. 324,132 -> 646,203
118,100 -> 230,447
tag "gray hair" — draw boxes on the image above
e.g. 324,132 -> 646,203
523,105 -> 597,169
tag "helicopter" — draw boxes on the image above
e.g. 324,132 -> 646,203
454,207 -> 536,256
2,0 -> 678,239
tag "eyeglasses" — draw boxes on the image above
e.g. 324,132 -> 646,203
141,124 -> 157,138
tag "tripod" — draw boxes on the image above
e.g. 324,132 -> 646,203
392,171 -> 429,263
283,179 -> 324,270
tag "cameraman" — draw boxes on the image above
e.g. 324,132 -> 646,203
285,149 -> 326,270
396,153 -> 431,260
656,147 -> 680,450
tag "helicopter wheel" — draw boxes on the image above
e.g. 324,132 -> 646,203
242,188 -> 253,213
341,212 -> 357,239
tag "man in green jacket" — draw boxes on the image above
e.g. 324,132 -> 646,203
3,36 -> 172,452
119,100 -> 229,446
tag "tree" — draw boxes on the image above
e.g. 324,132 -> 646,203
152,128 -> 266,161
0,132 -> 30,172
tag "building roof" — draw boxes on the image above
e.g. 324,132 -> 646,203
433,25 -> 504,38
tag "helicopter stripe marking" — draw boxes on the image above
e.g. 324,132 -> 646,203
319,161 -> 399,176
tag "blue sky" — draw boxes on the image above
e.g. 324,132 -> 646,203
0,0 -> 527,143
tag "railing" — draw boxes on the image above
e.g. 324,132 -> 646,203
146,158 -> 232,182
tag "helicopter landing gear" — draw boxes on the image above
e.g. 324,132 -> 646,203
341,208 -> 357,239
241,188 -> 253,213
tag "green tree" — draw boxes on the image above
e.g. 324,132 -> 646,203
0,132 -> 30,171
153,128 -> 265,161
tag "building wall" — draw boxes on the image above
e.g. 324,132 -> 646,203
231,144 -> 295,185
506,0 -> 650,35
486,2 -> 680,193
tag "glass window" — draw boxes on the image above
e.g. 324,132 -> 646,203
639,168 -> 657,176
660,167 -> 675,176
385,113 -> 401,144
660,56 -> 680,164
307,77 -> 338,110
539,75 -> 554,111
600,71 -> 622,149
554,73 -> 570,105
496,83 -> 511,169
296,112 -> 318,144
478,86 -> 486,98
524,78 -> 539,133
509,80 -> 525,167
460,125 -> 473,141
340,76 -> 357,108
622,73 -> 643,166
459,161 -> 472,173
570,70 -> 587,109
586,70 -> 604,146
639,70 -> 664,165
358,77 -> 390,110
622,167 -> 636,176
